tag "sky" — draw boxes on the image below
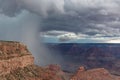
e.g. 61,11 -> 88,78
1,0 -> 120,66
0,0 -> 120,43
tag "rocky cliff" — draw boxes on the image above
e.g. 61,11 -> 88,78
0,41 -> 34,76
0,41 -> 120,80
0,41 -> 66,80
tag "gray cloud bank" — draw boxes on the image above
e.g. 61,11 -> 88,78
1,0 -> 120,40
3,0 -> 119,42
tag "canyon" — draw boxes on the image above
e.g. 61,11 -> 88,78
0,41 -> 120,80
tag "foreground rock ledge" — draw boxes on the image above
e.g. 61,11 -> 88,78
0,41 -> 66,80
0,41 -> 120,80
0,41 -> 34,75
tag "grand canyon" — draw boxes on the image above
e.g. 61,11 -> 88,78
0,41 -> 120,80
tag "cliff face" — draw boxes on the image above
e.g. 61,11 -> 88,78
0,41 -> 34,75
0,41 -> 65,80
0,41 -> 120,80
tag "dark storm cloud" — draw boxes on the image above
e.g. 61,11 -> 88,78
41,8 -> 120,37
39,0 -> 120,39
0,0 -> 65,17
0,0 -> 120,41
0,0 -> 23,17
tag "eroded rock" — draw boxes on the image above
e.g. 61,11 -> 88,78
0,41 -> 34,76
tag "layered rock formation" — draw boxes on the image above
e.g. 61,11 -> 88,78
0,41 -> 120,80
46,43 -> 120,75
0,41 -> 34,75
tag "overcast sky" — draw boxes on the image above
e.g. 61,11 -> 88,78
0,0 -> 120,43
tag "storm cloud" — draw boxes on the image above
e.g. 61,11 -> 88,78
0,0 -> 120,41
24,0 -> 120,41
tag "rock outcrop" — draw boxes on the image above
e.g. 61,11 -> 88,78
71,66 -> 120,80
0,41 -> 65,80
0,41 -> 34,75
